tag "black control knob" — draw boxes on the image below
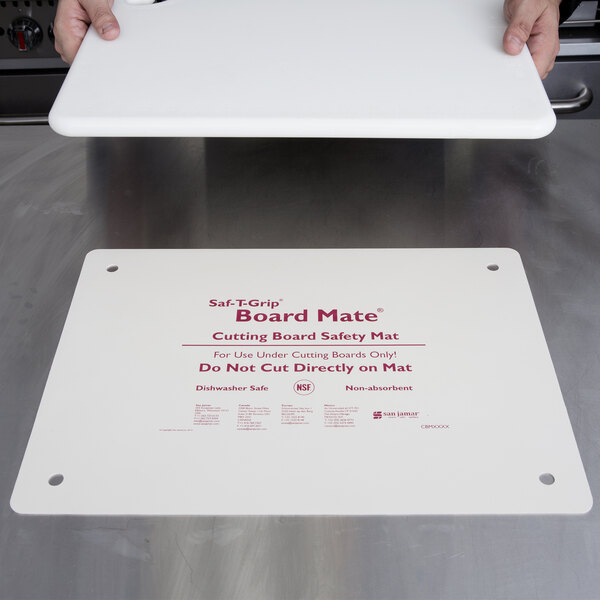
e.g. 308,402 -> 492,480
8,17 -> 43,52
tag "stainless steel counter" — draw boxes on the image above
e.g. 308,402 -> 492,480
1,124 -> 599,600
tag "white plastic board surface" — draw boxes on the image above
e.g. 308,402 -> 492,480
11,249 -> 592,515
48,0 -> 556,139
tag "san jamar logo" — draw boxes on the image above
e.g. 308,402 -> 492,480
373,411 -> 419,420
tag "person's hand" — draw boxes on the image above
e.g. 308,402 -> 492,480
503,0 -> 561,79
54,0 -> 120,64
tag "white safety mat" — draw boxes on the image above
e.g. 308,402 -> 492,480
49,0 -> 556,139
11,249 -> 591,515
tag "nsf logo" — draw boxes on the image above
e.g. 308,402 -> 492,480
294,380 -> 315,396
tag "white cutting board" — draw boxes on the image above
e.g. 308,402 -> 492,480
48,0 -> 556,138
11,249 -> 592,515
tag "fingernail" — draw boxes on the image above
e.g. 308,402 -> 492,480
101,23 -> 116,35
508,35 -> 523,51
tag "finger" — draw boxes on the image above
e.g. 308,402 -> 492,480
530,38 -> 559,78
531,44 -> 559,79
54,0 -> 90,64
527,11 -> 560,78
81,0 -> 120,39
503,0 -> 540,55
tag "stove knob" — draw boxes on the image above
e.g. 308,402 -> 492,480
8,17 -> 43,52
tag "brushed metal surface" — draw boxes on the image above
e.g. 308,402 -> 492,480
1,124 -> 599,599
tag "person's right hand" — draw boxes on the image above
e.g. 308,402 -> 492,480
54,0 -> 120,65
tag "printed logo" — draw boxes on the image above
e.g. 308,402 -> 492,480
294,380 -> 315,396
373,410 -> 419,420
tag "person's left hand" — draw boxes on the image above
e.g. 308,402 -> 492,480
503,0 -> 561,79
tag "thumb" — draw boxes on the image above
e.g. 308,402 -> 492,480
503,5 -> 537,55
83,0 -> 120,39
